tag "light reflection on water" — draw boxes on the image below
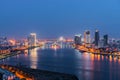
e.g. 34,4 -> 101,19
0,48 -> 120,80
29,48 -> 39,69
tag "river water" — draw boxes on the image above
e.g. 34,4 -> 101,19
0,48 -> 120,80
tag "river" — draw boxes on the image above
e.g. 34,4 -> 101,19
0,48 -> 120,80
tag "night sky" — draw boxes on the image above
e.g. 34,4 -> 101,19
0,0 -> 120,39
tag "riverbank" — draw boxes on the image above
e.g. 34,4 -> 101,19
75,45 -> 120,57
0,51 -> 21,60
0,46 -> 40,60
0,64 -> 79,80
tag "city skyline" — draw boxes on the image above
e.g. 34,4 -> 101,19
1,0 -> 120,80
0,30 -> 117,40
0,0 -> 120,39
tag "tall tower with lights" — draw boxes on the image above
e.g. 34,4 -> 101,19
84,30 -> 91,44
28,33 -> 37,47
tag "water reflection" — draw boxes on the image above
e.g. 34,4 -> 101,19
1,48 -> 120,80
24,50 -> 28,57
53,49 -> 57,57
82,53 -> 93,80
29,48 -> 38,69
75,52 -> 120,80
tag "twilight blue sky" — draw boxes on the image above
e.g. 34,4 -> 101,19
0,0 -> 120,39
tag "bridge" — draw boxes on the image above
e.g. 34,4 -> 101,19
42,41 -> 74,49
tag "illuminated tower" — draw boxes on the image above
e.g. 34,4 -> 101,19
84,32 -> 86,43
86,30 -> 91,44
28,33 -> 37,47
84,30 -> 91,44
95,30 -> 100,46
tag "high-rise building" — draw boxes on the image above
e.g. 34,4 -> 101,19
98,39 -> 104,48
84,30 -> 91,44
95,30 -> 100,46
103,34 -> 108,46
74,34 -> 82,45
84,31 -> 86,43
28,33 -> 37,47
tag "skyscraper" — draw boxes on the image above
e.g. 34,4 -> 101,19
84,30 -> 91,44
103,34 -> 108,46
28,33 -> 37,47
95,30 -> 100,46
74,34 -> 82,45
